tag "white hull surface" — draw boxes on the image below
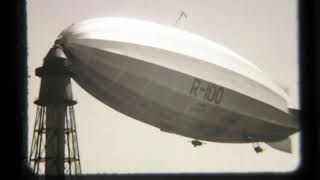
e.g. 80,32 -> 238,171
57,18 -> 298,145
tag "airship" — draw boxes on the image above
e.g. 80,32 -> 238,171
53,17 -> 299,153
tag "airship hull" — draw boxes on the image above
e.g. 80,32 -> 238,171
62,43 -> 298,143
55,17 -> 299,146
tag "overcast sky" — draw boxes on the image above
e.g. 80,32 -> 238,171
27,0 -> 300,174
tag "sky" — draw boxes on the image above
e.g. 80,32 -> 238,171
27,0 -> 300,174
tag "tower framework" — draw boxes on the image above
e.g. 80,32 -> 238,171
29,45 -> 81,177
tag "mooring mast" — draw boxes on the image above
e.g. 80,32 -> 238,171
29,45 -> 81,176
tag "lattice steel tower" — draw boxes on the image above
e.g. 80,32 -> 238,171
29,45 -> 81,177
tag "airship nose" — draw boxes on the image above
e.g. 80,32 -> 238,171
54,38 -> 63,46
42,43 -> 75,73
53,36 -> 75,64
53,45 -> 67,59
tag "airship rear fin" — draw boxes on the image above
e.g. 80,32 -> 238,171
266,138 -> 292,153
274,80 -> 289,94
288,108 -> 299,119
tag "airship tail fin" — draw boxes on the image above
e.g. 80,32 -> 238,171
266,138 -> 292,153
275,81 -> 290,95
288,108 -> 299,119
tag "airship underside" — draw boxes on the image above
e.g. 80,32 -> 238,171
56,18 -> 299,153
